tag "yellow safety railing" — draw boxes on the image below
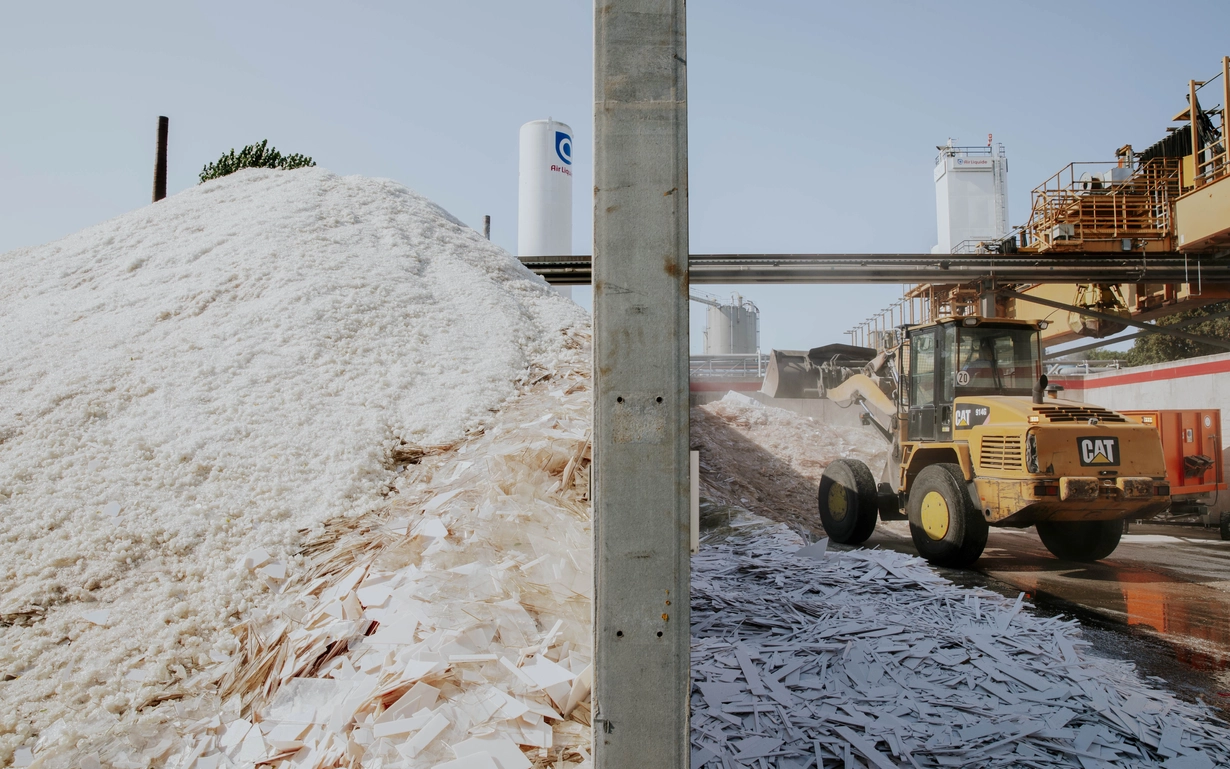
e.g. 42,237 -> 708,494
1018,158 -> 1182,253
1187,56 -> 1230,189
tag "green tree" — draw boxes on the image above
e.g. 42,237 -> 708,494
1125,300 -> 1230,366
1077,349 -> 1125,361
199,140 -> 315,183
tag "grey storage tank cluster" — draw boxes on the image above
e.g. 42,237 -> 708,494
703,294 -> 760,355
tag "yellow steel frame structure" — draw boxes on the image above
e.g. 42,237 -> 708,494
881,56 -> 1230,351
1018,159 -> 1181,254
1175,57 -> 1230,251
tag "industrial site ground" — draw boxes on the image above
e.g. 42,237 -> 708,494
868,521 -> 1230,716
693,393 -> 1230,722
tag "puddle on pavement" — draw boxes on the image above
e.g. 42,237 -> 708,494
700,502 -> 1230,715
956,556 -> 1230,716
858,524 -> 1230,715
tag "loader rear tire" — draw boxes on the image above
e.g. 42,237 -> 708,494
818,459 -> 878,545
1036,520 -> 1122,562
907,463 -> 988,568
1221,511 -> 1230,541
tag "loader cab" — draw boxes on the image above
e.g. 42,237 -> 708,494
903,318 -> 1043,441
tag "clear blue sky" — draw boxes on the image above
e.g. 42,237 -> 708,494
4,1 -> 1227,352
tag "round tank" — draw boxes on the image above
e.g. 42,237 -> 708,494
703,295 -> 759,354
518,120 -> 572,254
518,119 -> 573,299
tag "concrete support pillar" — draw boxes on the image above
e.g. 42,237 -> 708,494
592,1 -> 690,767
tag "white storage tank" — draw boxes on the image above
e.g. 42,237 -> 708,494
933,139 -> 1009,254
703,295 -> 760,355
518,119 -> 573,298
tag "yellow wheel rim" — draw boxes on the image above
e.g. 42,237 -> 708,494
920,491 -> 950,540
827,483 -> 848,521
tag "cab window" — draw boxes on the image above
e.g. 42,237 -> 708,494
909,331 -> 936,406
954,326 -> 1040,395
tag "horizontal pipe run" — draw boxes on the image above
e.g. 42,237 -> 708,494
519,254 -> 1230,285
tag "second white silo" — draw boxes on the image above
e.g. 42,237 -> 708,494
703,295 -> 760,355
518,119 -> 573,299
933,139 -> 1009,254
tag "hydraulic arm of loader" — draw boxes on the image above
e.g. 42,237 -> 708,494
825,374 -> 896,443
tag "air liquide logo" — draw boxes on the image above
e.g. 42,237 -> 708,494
1078,436 -> 1120,466
549,130 -> 573,177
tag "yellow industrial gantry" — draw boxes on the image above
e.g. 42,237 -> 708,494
901,56 -> 1230,352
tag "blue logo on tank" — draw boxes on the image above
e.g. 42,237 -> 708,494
555,131 -> 572,165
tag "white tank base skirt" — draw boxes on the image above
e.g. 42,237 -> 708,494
518,119 -> 573,302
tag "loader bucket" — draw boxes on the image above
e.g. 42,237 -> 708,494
805,344 -> 880,369
761,349 -> 817,399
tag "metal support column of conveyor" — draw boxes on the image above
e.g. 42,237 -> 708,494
593,1 -> 691,767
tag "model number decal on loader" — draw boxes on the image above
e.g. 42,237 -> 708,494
1078,436 -> 1119,466
954,405 -> 989,429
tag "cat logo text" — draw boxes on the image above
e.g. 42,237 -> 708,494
954,405 -> 989,430
1078,437 -> 1120,467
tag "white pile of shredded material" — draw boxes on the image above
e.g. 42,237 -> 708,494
0,169 -> 585,765
23,353 -> 593,769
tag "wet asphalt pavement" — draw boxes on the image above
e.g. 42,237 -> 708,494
856,520 -> 1230,716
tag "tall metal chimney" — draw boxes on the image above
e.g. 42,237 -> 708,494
153,116 -> 169,203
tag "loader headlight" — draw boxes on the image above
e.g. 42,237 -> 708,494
1026,433 -> 1039,473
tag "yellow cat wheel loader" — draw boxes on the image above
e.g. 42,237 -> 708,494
773,316 -> 1172,568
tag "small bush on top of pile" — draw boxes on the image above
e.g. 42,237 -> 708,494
199,140 -> 315,183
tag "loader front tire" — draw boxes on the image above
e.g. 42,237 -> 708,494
1036,520 -> 1122,562
907,463 -> 988,568
818,459 -> 878,545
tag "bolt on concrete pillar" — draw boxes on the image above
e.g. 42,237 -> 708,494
592,1 -> 690,767
152,116 -> 169,203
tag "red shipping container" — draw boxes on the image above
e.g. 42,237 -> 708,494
1120,409 -> 1226,499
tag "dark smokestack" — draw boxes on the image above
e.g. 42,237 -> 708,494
152,116 -> 169,202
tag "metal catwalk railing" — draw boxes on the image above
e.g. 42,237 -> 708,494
688,353 -> 769,379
